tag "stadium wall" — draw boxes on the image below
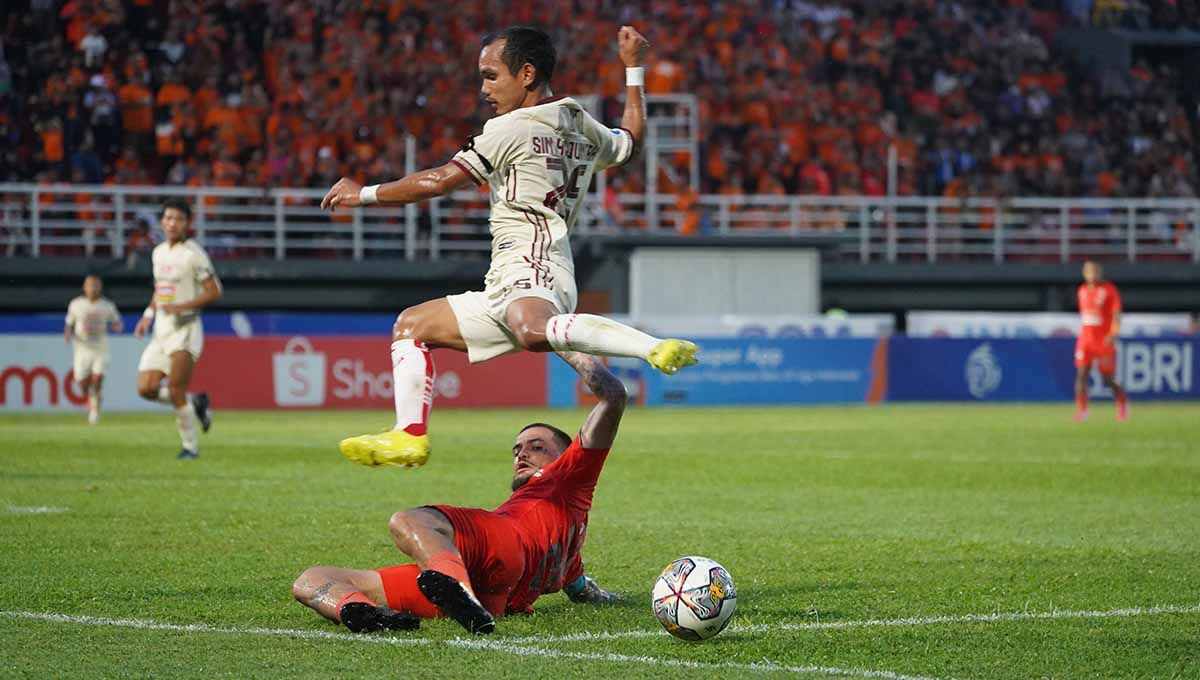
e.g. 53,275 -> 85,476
3,332 -> 1196,412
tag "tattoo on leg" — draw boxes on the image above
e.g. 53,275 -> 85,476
308,582 -> 337,609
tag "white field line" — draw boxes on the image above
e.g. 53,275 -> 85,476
449,638 -> 953,680
5,505 -> 68,514
0,610 -> 430,646
506,602 -> 1200,645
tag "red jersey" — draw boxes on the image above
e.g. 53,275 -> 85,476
494,438 -> 609,613
1078,281 -> 1120,342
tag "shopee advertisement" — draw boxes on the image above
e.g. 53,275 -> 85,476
190,336 -> 546,408
1,334 -> 545,411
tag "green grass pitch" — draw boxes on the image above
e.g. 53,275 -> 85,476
1,404 -> 1198,679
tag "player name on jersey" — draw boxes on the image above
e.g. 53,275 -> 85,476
531,136 -> 599,161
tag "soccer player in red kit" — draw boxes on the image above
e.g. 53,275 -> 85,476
1074,260 -> 1129,421
291,351 -> 625,634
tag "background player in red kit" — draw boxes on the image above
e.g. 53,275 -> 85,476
1074,260 -> 1129,421
291,351 -> 625,634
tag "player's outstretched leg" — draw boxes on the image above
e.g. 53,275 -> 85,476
292,566 -> 420,633
389,508 -> 496,634
339,339 -> 433,468
544,313 -> 698,374
339,302 -> 460,468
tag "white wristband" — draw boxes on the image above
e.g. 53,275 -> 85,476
359,184 -> 380,205
142,306 -> 155,319
625,67 -> 644,87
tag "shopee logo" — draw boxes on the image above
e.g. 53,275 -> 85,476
0,366 -> 88,406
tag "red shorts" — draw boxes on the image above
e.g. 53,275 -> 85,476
1075,337 -> 1116,375
376,505 -> 525,618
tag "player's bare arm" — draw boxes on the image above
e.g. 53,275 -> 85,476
1106,311 -> 1120,344
63,321 -> 72,344
617,26 -> 650,155
558,352 -> 627,449
320,163 -> 475,212
160,277 -> 222,315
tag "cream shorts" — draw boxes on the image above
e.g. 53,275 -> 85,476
138,322 -> 204,374
447,260 -> 577,363
72,344 -> 110,381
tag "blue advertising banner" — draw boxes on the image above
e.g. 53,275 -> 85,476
888,337 -> 1199,401
549,338 -> 884,407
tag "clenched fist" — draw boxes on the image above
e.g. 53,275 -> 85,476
618,26 -> 650,67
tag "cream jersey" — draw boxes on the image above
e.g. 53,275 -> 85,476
66,296 -> 120,348
151,239 -> 216,337
451,96 -> 634,277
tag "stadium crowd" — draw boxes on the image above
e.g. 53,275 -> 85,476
0,0 -> 1197,209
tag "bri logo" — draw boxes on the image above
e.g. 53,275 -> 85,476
965,343 -> 1003,399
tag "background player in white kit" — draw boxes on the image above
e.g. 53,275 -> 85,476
133,198 -> 221,460
320,26 -> 697,469
64,275 -> 123,425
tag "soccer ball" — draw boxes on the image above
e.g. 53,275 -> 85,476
652,556 -> 737,641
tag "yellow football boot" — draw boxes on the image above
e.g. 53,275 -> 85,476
339,430 -> 430,468
646,339 -> 699,375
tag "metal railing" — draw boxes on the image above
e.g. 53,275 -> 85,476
1,183 -> 1198,263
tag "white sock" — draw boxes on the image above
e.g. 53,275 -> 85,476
545,314 -> 661,359
156,384 -> 174,406
391,339 -> 434,434
87,386 -> 99,413
176,402 -> 198,453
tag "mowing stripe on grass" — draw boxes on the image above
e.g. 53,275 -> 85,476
506,602 -> 1200,644
449,638 -> 953,680
0,610 -> 431,646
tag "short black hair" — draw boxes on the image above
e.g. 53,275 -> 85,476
161,197 -> 192,221
518,422 -> 572,453
482,26 -> 556,89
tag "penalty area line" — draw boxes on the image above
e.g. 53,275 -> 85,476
506,602 -> 1200,645
450,638 -> 955,680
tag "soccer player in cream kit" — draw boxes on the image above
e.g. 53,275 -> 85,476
134,198 -> 221,459
64,275 -> 123,424
321,25 -> 698,468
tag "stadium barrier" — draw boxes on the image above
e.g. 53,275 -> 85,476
4,332 -> 1196,412
3,183 -> 1199,263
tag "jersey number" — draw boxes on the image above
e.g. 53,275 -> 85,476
543,157 -> 585,218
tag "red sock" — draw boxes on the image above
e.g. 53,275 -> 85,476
333,590 -> 374,622
426,551 -> 473,593
1075,390 -> 1088,412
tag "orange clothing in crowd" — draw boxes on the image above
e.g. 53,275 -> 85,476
42,126 -> 64,162
118,83 -> 154,132
157,82 -> 192,109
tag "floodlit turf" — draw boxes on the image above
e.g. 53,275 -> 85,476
1,403 -> 1198,679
